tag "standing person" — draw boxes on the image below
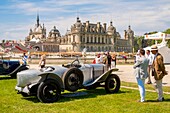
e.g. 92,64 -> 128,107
22,53 -> 28,65
135,50 -> 140,63
133,49 -> 149,102
145,49 -> 154,84
102,52 -> 107,64
112,54 -> 116,68
106,51 -> 112,70
95,53 -> 101,64
99,52 -> 104,63
39,54 -> 46,68
151,45 -> 168,102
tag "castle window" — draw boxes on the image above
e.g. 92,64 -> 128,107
91,46 -> 93,51
73,35 -> 75,42
83,37 -> 85,43
98,47 -> 100,51
94,37 -> 97,43
102,47 -> 104,51
80,36 -> 82,42
87,37 -> 89,43
109,38 -> 111,44
98,37 -> 100,43
91,37 -> 93,43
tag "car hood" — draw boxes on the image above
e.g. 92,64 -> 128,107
16,68 -> 42,87
16,65 -> 67,87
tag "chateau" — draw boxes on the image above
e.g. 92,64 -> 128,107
25,14 -> 134,53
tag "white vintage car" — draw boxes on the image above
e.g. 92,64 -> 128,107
15,58 -> 120,103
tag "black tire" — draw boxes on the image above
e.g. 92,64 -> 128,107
37,79 -> 61,103
62,67 -> 84,92
105,74 -> 120,93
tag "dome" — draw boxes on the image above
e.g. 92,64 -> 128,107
126,25 -> 133,33
107,21 -> 116,31
50,26 -> 60,33
49,26 -> 61,37
74,17 -> 81,28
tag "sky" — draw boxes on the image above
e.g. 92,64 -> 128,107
0,0 -> 170,40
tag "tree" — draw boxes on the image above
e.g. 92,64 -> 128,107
134,36 -> 144,52
163,28 -> 170,48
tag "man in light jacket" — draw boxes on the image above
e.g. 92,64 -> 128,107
151,45 -> 168,102
133,49 -> 149,102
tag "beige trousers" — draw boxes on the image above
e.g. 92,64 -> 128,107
153,78 -> 163,100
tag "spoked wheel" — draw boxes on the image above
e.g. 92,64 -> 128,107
37,79 -> 61,103
67,73 -> 80,90
105,74 -> 120,93
63,68 -> 83,92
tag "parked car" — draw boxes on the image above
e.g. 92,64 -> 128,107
15,58 -> 120,103
0,56 -> 29,78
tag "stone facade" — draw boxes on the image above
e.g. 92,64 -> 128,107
25,15 -> 134,53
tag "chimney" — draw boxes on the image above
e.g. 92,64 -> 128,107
103,23 -> 106,31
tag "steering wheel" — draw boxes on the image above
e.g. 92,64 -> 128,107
70,57 -> 80,67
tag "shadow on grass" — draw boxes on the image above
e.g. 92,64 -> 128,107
22,96 -> 40,103
21,88 -> 131,103
147,98 -> 170,102
58,89 -> 130,103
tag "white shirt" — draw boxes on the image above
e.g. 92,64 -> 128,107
146,53 -> 154,65
95,57 -> 101,64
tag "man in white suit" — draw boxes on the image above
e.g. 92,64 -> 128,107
133,49 -> 149,102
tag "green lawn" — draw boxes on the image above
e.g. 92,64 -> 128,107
0,76 -> 170,113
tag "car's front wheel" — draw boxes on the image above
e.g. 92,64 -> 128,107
105,74 -> 120,93
37,79 -> 61,103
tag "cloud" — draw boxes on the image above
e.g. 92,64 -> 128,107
0,0 -> 170,40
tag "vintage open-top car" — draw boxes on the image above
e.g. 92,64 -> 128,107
0,56 -> 29,78
15,58 -> 120,103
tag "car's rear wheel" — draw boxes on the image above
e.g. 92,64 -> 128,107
105,74 -> 120,93
37,79 -> 61,103
62,67 -> 84,92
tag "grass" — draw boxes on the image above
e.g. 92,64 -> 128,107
0,76 -> 170,113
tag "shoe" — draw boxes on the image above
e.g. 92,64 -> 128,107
162,97 -> 165,101
137,100 -> 146,102
157,97 -> 164,102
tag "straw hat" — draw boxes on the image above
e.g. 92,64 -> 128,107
151,45 -> 158,51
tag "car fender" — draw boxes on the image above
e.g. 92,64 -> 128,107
9,65 -> 29,78
84,68 -> 119,87
38,73 -> 65,92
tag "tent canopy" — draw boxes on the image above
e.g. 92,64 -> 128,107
144,32 -> 170,40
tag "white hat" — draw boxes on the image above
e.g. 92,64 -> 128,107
151,45 -> 158,51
